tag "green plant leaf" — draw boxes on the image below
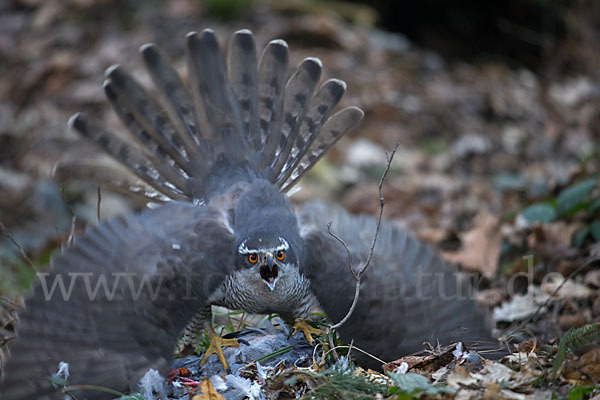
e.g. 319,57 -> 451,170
572,227 -> 590,248
47,376 -> 68,386
556,178 -> 597,215
568,385 -> 595,400
521,203 -> 557,224
588,198 -> 600,214
387,372 -> 454,397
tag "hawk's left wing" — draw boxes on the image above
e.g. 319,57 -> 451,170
297,201 -> 496,370
1,202 -> 234,399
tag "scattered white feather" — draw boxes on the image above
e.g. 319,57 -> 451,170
452,342 -> 481,363
54,361 -> 70,380
210,375 -> 228,392
256,362 -> 267,382
138,369 -> 165,400
452,342 -> 465,359
56,361 -> 69,380
225,374 -> 264,400
395,362 -> 409,374
332,356 -> 353,374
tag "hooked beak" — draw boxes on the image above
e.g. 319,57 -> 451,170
259,252 -> 279,291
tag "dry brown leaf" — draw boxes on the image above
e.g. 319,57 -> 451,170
493,286 -> 549,322
528,221 -> 583,248
584,269 -> 600,288
191,378 -> 225,400
563,348 -> 600,386
442,213 -> 502,278
558,312 -> 591,329
382,343 -> 457,374
513,338 -> 542,354
541,276 -> 593,299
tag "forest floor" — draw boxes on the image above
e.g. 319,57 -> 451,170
0,1 -> 599,399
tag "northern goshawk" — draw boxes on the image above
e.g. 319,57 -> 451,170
1,29 -> 495,398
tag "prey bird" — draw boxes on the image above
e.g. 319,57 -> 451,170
1,29 -> 496,399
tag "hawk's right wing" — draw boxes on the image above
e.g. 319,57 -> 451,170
298,201 -> 496,370
1,202 -> 234,399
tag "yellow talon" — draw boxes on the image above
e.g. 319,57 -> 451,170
199,334 -> 240,373
291,320 -> 322,346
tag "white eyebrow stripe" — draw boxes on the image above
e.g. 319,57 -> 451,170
238,237 -> 289,254
278,237 -> 289,250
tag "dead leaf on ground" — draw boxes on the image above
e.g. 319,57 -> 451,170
513,338 -> 542,354
493,286 -> 549,323
383,343 -> 457,374
584,269 -> 600,288
528,221 -> 583,248
541,275 -> 593,300
562,348 -> 600,386
443,213 -> 502,278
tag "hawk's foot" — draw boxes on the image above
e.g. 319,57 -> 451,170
291,320 -> 322,346
199,335 -> 240,374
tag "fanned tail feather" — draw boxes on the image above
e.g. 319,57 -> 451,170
62,29 -> 363,202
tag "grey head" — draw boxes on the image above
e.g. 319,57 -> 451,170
218,181 -> 312,316
235,231 -> 298,291
226,229 -> 313,318
231,179 -> 305,292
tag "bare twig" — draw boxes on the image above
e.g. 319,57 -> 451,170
326,223 -> 355,279
60,184 -> 78,246
0,220 -> 36,272
504,255 -> 599,341
97,185 -> 102,221
322,344 -> 387,366
330,143 -> 398,331
67,216 -> 77,247
326,143 -> 399,360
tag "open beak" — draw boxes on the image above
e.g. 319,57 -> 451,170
259,252 -> 279,291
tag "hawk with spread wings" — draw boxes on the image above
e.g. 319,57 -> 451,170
1,29 -> 495,398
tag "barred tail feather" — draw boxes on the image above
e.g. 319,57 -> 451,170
53,163 -> 172,204
139,44 -> 208,161
61,29 -> 362,202
227,29 -> 261,154
257,39 -> 289,173
276,78 -> 346,184
68,114 -> 188,201
281,106 -> 364,191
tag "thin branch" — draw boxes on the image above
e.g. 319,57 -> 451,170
504,255 -> 599,341
67,216 -> 76,247
327,223 -> 356,280
358,144 -> 397,278
322,344 -> 387,366
97,185 -> 102,221
0,220 -> 36,272
60,184 -> 77,246
327,143 -> 398,340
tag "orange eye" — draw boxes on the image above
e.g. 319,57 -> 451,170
276,250 -> 285,261
248,254 -> 258,264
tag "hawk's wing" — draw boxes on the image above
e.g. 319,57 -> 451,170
1,202 -> 234,399
297,201 -> 495,370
